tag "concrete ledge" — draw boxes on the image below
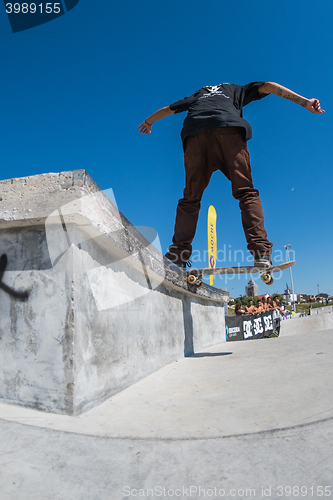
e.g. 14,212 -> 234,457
311,305 -> 333,315
280,314 -> 333,336
0,170 -> 228,416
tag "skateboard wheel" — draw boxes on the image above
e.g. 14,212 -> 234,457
261,273 -> 273,285
195,280 -> 203,289
262,274 -> 274,285
188,275 -> 197,285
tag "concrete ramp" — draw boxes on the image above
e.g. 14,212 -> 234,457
280,313 -> 333,336
1,327 -> 332,439
0,321 -> 332,497
0,170 -> 228,416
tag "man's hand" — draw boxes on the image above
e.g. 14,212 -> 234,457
137,106 -> 175,135
306,98 -> 325,114
138,121 -> 152,134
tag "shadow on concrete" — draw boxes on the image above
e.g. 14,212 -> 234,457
189,352 -> 233,358
183,299 -> 194,356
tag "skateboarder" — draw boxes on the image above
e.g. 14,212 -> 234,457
138,81 -> 324,269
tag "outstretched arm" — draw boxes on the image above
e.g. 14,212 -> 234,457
137,106 -> 175,134
259,82 -> 325,114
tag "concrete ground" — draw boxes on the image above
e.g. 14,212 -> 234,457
1,328 -> 333,499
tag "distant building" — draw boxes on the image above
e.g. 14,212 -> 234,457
257,293 -> 271,300
284,284 -> 297,305
297,294 -> 312,303
245,279 -> 259,297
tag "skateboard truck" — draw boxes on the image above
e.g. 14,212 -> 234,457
187,274 -> 204,288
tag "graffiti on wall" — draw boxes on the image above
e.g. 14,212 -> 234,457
0,254 -> 30,301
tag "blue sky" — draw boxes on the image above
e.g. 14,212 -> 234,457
0,0 -> 332,298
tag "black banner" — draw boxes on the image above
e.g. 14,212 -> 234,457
226,311 -> 280,342
225,315 -> 244,342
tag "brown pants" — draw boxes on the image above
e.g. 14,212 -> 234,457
166,127 -> 273,262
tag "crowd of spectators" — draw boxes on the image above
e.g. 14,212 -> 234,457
234,296 -> 287,317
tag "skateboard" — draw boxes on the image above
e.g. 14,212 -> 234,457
185,260 -> 296,288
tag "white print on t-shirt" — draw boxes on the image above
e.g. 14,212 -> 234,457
206,85 -> 221,93
200,85 -> 230,100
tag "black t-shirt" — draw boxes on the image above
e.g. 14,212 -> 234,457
169,81 -> 268,147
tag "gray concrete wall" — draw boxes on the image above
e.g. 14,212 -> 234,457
310,305 -> 333,315
0,170 -> 228,416
280,314 -> 333,336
